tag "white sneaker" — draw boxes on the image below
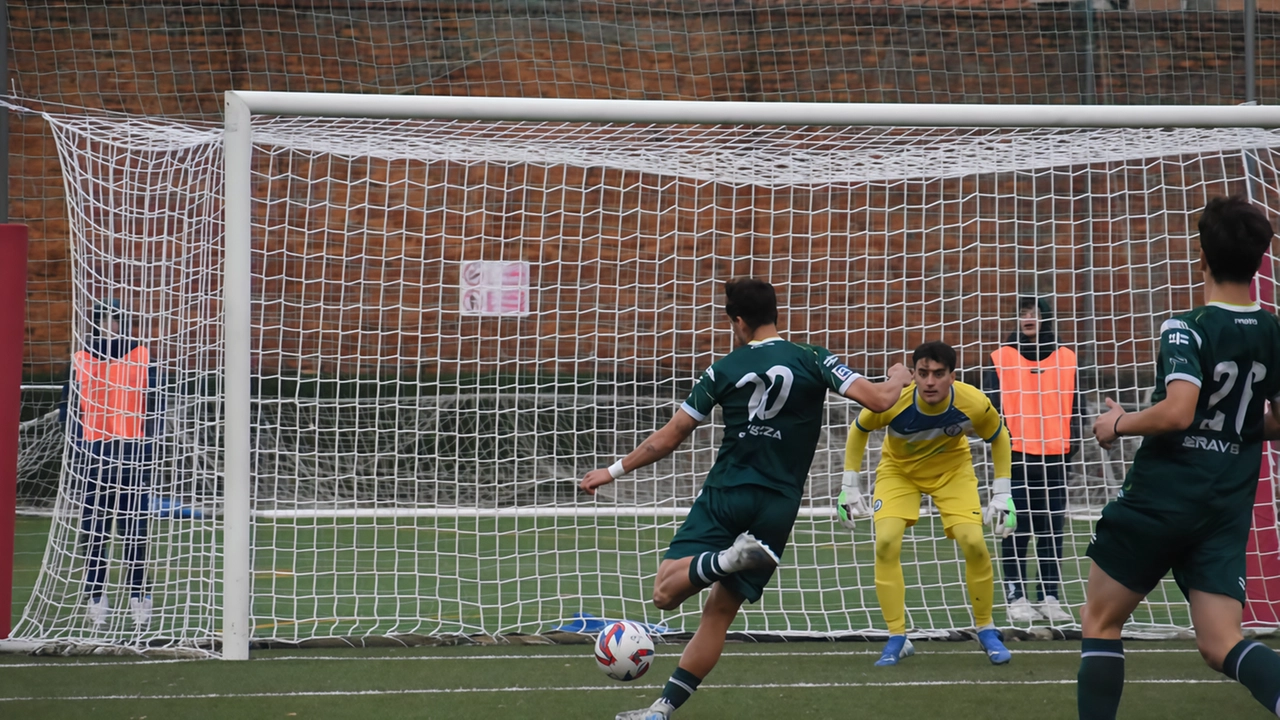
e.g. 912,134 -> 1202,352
130,595 -> 153,629
87,596 -> 110,628
1038,596 -> 1074,624
1006,596 -> 1043,623
722,532 -> 780,573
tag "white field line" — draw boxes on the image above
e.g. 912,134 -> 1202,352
0,647 -> 1206,669
0,678 -> 1237,703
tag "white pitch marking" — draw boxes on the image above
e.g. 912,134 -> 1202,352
0,646 -> 1212,669
0,678 -> 1236,703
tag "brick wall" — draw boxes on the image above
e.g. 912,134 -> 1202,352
11,1 -> 1280,382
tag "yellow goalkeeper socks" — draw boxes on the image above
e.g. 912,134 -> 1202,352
873,518 -> 908,635
952,523 -> 994,627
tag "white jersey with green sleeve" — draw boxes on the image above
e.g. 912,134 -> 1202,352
680,339 -> 862,502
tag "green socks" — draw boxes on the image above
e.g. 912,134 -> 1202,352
1223,639 -> 1280,716
1077,638 -> 1125,720
659,666 -> 702,711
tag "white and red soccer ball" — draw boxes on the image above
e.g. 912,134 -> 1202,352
594,620 -> 656,681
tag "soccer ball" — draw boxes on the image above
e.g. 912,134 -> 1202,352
594,620 -> 656,681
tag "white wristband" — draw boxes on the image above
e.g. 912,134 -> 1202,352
608,460 -> 627,479
992,476 -> 1011,496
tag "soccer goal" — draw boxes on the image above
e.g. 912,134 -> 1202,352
9,95 -> 1280,659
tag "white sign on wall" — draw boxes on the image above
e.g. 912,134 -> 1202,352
459,261 -> 531,316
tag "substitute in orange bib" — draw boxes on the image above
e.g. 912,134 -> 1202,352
983,296 -> 1082,626
59,299 -> 162,631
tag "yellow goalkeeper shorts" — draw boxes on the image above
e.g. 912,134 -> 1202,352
871,462 -> 983,538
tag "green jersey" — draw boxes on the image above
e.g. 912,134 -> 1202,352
1122,302 -> 1280,516
681,338 -> 862,501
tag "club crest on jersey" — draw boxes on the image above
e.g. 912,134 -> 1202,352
873,499 -> 883,511
944,424 -> 964,437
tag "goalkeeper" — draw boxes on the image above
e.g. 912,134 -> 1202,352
839,340 -> 1014,666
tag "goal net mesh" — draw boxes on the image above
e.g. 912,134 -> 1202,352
11,108 -> 1280,652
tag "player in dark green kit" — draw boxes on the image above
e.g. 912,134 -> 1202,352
1079,196 -> 1280,719
581,278 -> 912,720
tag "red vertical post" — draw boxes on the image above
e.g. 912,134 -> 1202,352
1246,252 -> 1280,627
0,224 -> 26,639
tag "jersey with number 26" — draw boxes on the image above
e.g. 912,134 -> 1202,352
681,339 -> 862,502
1124,302 -> 1280,515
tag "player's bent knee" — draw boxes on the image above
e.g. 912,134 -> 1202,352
874,538 -> 901,564
1193,630 -> 1242,673
651,587 -> 681,611
1196,638 -> 1229,672
952,525 -> 989,561
1197,648 -> 1226,673
874,531 -> 903,563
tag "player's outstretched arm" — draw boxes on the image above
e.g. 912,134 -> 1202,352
842,363 -> 912,413
1093,380 -> 1199,450
580,408 -> 701,495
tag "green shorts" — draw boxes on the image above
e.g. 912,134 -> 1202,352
1086,499 -> 1252,604
665,484 -> 801,603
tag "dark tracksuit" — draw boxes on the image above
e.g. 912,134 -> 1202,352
60,335 -> 161,600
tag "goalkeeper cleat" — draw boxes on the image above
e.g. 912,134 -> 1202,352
130,595 -> 154,629
722,532 -> 780,573
615,700 -> 672,720
977,628 -> 1012,665
1038,596 -> 1074,625
874,635 -> 915,666
87,596 -> 110,629
1006,596 -> 1043,624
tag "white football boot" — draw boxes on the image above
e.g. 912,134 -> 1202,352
1006,596 -> 1043,623
721,532 -> 780,573
130,595 -> 154,629
1038,596 -> 1074,624
87,596 -> 110,629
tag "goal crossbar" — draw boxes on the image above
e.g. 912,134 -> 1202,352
228,92 -> 1280,128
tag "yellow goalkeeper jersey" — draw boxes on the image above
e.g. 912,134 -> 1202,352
847,381 -> 1009,479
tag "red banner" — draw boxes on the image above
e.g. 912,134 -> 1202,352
1245,251 -> 1280,626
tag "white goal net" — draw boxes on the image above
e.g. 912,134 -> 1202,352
11,97 -> 1280,656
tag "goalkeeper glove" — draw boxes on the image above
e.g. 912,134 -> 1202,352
983,477 -> 1017,539
837,471 -> 871,529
